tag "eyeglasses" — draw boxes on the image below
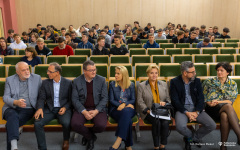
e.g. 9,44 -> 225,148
86,69 -> 97,73
47,70 -> 57,74
187,71 -> 196,74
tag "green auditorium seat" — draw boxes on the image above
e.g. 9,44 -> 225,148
234,64 -> 240,76
34,65 -> 49,78
95,64 -> 108,79
202,48 -> 219,55
128,44 -> 143,49
215,39 -> 226,43
211,42 -> 222,48
4,56 -> 22,65
111,44 -> 126,48
46,43 -> 58,49
156,39 -> 168,43
194,64 -> 207,76
90,55 -> 109,65
159,63 -> 181,77
129,48 -> 146,57
132,55 -> 150,66
173,55 -> 192,63
183,48 -> 200,55
0,65 -> 7,77
224,43 -> 238,48
140,39 -> 148,44
215,54 -> 235,62
68,55 -> 87,64
194,54 -> 213,63
147,48 -> 164,55
220,48 -> 237,54
166,48 -> 182,55
159,43 -> 174,49
152,55 -> 171,64
44,40 -> 53,44
208,63 -> 218,76
47,55 -> 67,65
135,63 -> 156,81
227,39 -> 239,43
61,64 -> 82,77
75,49 -> 91,57
110,55 -> 130,64
176,43 -> 190,49
192,43 -> 198,48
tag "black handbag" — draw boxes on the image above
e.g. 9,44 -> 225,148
151,103 -> 173,117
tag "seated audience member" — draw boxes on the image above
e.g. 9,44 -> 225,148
176,24 -> 181,29
9,34 -> 27,49
127,32 -> 141,44
172,30 -> 185,43
28,33 -> 39,48
202,62 -> 240,150
88,29 -> 97,44
207,27 -> 214,35
71,60 -> 108,150
36,24 -> 42,33
144,33 -> 159,49
84,23 -> 90,31
181,24 -> 187,31
111,29 -> 120,42
213,26 -> 221,37
199,25 -> 208,39
77,32 -> 94,50
163,28 -> 169,36
94,35 -> 110,49
112,24 -> 121,35
219,27 -> 231,39
170,61 -> 216,150
65,33 -> 77,49
166,22 -> 172,30
124,27 -> 132,37
0,37 -> 14,55
100,29 -> 112,46
111,32 -> 126,44
136,27 -> 143,35
3,61 -> 42,150
149,27 -> 157,36
95,24 -> 100,34
166,28 -> 176,39
22,32 -> 31,43
110,35 -> 129,56
34,63 -> 72,150
139,31 -> 148,39
71,31 -> 81,43
92,36 -> 109,55
196,37 -> 213,48
137,64 -> 171,150
53,33 -> 60,43
7,29 -> 15,43
109,66 -> 136,150
208,33 -> 215,42
104,25 -> 112,35
194,27 -> 200,39
39,27 -> 46,38
184,29 -> 190,41
185,31 -> 199,44
20,47 -> 42,67
155,28 -> 166,39
53,37 -> 74,56
144,23 -> 151,32
61,27 -> 66,39
35,38 -> 52,56
43,29 -> 54,40
66,25 -> 77,34
132,21 -> 140,32
122,24 -> 129,34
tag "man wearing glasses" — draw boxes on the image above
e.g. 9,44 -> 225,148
71,60 -> 108,150
34,62 -> 72,150
170,61 -> 216,150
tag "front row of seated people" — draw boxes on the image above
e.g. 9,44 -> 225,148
2,60 -> 240,150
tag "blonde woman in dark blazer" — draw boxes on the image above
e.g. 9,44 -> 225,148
137,64 -> 171,150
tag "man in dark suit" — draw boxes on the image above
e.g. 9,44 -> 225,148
34,62 -> 72,150
71,60 -> 108,150
3,62 -> 42,150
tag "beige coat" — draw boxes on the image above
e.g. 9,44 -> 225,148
137,80 -> 171,119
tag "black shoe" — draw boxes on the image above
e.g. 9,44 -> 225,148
183,137 -> 191,150
82,137 -> 87,146
86,139 -> 94,150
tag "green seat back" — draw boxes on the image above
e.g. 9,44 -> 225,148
111,44 -> 126,48
224,43 -> 238,48
135,65 -> 149,80
166,48 -> 182,55
35,66 -> 48,77
220,48 -> 237,54
125,36 -> 131,40
194,55 -> 213,63
202,48 -> 218,55
184,48 -> 200,55
132,55 -> 150,66
215,39 -> 225,43
75,49 -> 91,57
90,56 -> 109,64
160,43 -> 174,49
68,56 -> 87,64
110,56 -> 129,64
96,65 -> 108,78
147,48 -> 164,55
236,55 -> 240,62
0,80 -> 5,96
129,49 -> 146,57
46,44 -> 58,49
4,56 -> 22,65
19,49 -> 25,55
61,65 -> 82,77
211,43 -> 222,48
0,66 -> 6,77
128,44 -> 143,49
209,64 -> 217,76
235,64 -> 240,76
44,40 -> 53,44
156,39 -> 168,43
216,55 -> 234,62
192,43 -> 198,48
176,43 -> 190,48
152,55 -> 171,64
227,39 -> 239,43
195,64 -> 207,76
140,39 -> 148,44
160,65 -> 181,77
47,56 -> 66,65
174,56 -> 192,63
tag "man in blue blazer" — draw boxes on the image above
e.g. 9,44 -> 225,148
71,60 -> 108,150
3,62 -> 42,150
34,63 -> 72,150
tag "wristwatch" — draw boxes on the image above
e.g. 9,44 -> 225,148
196,111 -> 200,115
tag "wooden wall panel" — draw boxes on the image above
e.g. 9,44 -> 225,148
15,0 -> 240,38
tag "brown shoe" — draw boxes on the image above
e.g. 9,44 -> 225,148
62,140 -> 69,150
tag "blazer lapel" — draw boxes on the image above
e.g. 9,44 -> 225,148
59,77 -> 64,103
49,79 -> 54,101
27,75 -> 33,99
146,84 -> 153,97
80,76 -> 87,99
14,75 -> 20,98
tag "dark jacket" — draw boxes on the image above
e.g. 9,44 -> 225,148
199,31 -> 208,39
171,37 -> 185,43
127,37 -> 141,44
92,46 -> 109,55
185,37 -> 199,44
36,77 -> 72,111
72,37 -> 81,43
170,75 -> 204,114
0,46 -> 14,56
7,37 -> 14,43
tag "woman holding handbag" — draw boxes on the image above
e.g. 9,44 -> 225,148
109,66 -> 136,150
137,64 -> 171,150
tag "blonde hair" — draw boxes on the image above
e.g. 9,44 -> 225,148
146,64 -> 159,74
115,66 -> 131,89
36,38 -> 44,43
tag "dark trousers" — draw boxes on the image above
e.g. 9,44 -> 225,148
34,107 -> 72,150
145,114 -> 169,147
4,107 -> 35,150
110,107 -> 135,147
71,110 -> 107,140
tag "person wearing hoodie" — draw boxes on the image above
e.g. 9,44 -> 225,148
77,33 -> 94,50
9,34 -> 27,49
172,30 -> 185,44
28,33 -> 39,48
143,33 -> 159,49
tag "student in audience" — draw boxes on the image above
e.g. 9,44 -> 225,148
111,29 -> 120,42
84,23 -> 90,31
65,33 -> 77,49
110,35 -> 129,56
194,27 -> 200,39
166,28 -> 176,39
104,25 -> 111,35
122,24 -> 129,34
22,32 -> 31,43
66,25 -> 77,35
196,37 -> 213,48
39,27 -> 46,38
213,26 -> 221,37
71,60 -> 108,150
199,25 -> 208,39
3,61 -> 42,150
181,24 -> 187,31
207,27 -> 214,35
170,61 -> 216,150
77,32 -> 94,50
43,29 -> 54,40
185,31 -> 199,44
35,38 -> 52,56
9,34 -> 27,49
71,31 -> 81,43
53,37 -> 74,56
183,29 -> 190,41
155,28 -> 166,39
37,24 -> 42,33
61,27 -> 67,39
76,26 -> 86,37
132,21 -> 140,32
112,32 -> 126,44
112,24 -> 121,35
7,29 -> 15,43
172,30 -> 185,43
34,63 -> 72,150
203,62 -> 240,150
143,33 -> 159,49
136,27 -> 143,35
137,64 -> 171,150
219,27 -> 231,39
92,36 -> 109,55
208,33 -> 215,42
127,32 -> 141,44
144,23 -> 151,32
28,33 -> 39,48
176,24 -> 181,29
88,29 -> 97,44
124,27 -> 132,37
163,28 -> 169,36
166,22 -> 172,30
149,27 -> 157,36
100,29 -> 112,46
0,37 -> 14,55
20,47 -> 42,67
109,66 -> 136,150
53,33 -> 60,43
95,24 -> 100,34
